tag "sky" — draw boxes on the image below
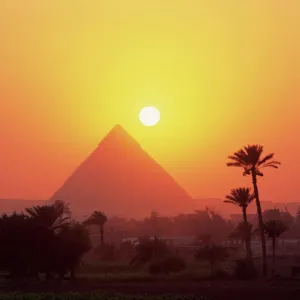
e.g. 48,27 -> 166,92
0,0 -> 299,203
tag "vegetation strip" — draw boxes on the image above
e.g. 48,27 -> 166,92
0,293 -> 210,300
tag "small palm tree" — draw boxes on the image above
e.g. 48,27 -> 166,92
227,145 -> 280,277
224,187 -> 255,260
230,221 -> 254,242
264,220 -> 288,278
25,200 -> 71,231
195,245 -> 228,276
84,211 -> 107,245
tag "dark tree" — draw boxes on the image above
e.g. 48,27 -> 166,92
54,222 -> 92,279
264,220 -> 288,278
224,187 -> 255,260
227,145 -> 280,277
130,237 -> 171,266
25,200 -> 71,231
0,206 -> 91,281
84,211 -> 107,245
195,244 -> 228,277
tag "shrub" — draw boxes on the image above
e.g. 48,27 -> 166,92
131,237 -> 171,266
195,245 -> 228,265
148,255 -> 186,275
234,259 -> 258,280
94,243 -> 117,261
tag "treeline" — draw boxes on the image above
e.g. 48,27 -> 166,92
0,200 -> 91,279
102,209 -> 234,244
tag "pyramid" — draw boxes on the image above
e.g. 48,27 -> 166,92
49,125 -> 193,218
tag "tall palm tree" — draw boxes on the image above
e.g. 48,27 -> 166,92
25,200 -> 71,231
227,145 -> 280,277
84,211 -> 107,245
224,187 -> 255,260
264,220 -> 288,278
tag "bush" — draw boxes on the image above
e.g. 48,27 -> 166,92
94,243 -> 117,261
234,259 -> 258,280
148,255 -> 186,275
194,245 -> 228,265
131,237 -> 171,266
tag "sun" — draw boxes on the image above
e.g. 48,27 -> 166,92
139,106 -> 160,126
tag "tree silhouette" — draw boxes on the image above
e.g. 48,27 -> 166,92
264,220 -> 288,278
195,245 -> 228,277
263,208 -> 294,228
230,221 -> 254,240
146,211 -> 160,237
25,200 -> 71,232
0,213 -> 33,276
54,222 -> 92,279
227,145 -> 280,277
0,205 -> 95,281
84,211 -> 107,245
130,236 -> 171,266
224,187 -> 255,260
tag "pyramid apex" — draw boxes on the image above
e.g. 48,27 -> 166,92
98,124 -> 137,147
111,124 -> 124,132
113,123 -> 122,129
108,124 -> 129,136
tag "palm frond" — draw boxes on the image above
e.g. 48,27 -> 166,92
258,153 -> 274,166
224,195 -> 236,201
261,161 -> 281,169
264,220 -> 288,238
245,145 -> 264,165
84,211 -> 107,227
224,200 -> 236,205
227,145 -> 279,178
224,187 -> 255,207
227,162 -> 243,167
227,152 -> 248,166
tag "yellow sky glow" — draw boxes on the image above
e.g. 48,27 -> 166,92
0,0 -> 299,202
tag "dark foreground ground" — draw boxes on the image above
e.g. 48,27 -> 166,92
1,279 -> 300,300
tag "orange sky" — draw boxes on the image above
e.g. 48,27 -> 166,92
0,0 -> 299,202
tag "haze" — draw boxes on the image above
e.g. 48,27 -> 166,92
0,1 -> 299,203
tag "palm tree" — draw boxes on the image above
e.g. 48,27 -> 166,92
227,145 -> 280,277
264,220 -> 288,278
84,211 -> 107,245
224,187 -> 255,260
25,200 -> 71,231
230,221 -> 254,241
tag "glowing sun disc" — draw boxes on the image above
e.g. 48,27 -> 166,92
139,107 -> 160,126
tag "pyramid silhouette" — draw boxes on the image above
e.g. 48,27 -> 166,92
50,125 -> 193,218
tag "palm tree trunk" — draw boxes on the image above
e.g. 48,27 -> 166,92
252,173 -> 267,278
100,226 -> 104,245
272,237 -> 276,278
242,207 -> 253,261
